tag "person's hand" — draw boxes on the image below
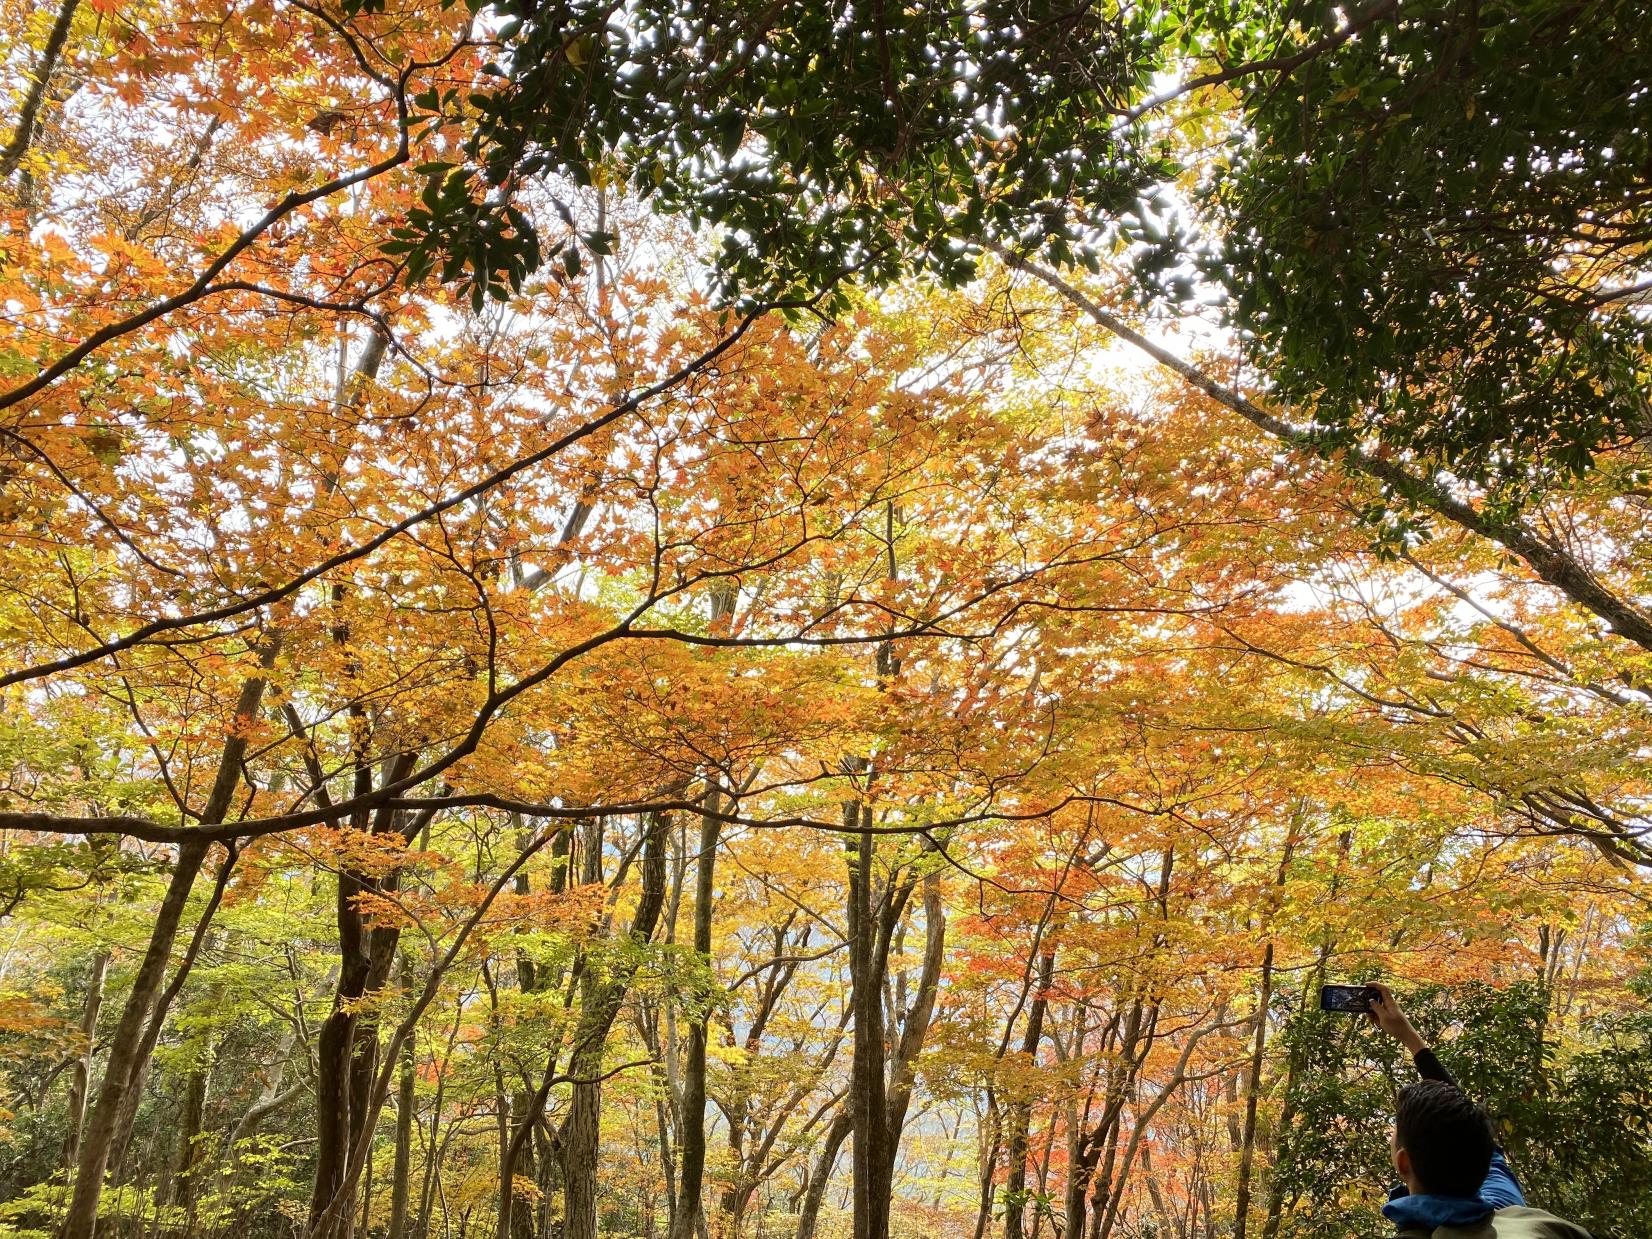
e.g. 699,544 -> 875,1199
1365,982 -> 1427,1055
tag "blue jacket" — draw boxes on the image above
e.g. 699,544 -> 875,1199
1382,1048 -> 1527,1232
1383,1150 -> 1526,1230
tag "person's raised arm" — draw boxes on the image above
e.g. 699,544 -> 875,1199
1366,982 -> 1458,1087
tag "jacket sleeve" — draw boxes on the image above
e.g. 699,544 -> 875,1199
1412,1047 -> 1459,1088
1479,1151 -> 1527,1208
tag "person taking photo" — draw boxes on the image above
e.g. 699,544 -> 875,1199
1365,983 -> 1592,1239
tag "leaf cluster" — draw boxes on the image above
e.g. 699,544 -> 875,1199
1212,0 -> 1652,505
369,0 -> 1173,310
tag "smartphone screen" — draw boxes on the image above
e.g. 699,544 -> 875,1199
1320,983 -> 1376,1013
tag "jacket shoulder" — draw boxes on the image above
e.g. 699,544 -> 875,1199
1406,1209 -> 1594,1239
1486,1207 -> 1593,1239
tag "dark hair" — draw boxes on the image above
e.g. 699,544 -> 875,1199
1395,1080 -> 1495,1197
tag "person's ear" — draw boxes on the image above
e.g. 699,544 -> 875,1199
1393,1144 -> 1412,1181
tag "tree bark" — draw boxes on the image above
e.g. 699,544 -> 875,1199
883,866 -> 945,1157
307,754 -> 418,1239
166,1046 -> 213,1213
1065,1000 -> 1155,1239
63,838 -> 206,1239
558,812 -> 668,1239
845,800 -> 892,1239
1234,829 -> 1294,1239
793,1112 -> 852,1239
387,956 -> 418,1239
669,789 -> 721,1239
108,864 -> 238,1184
492,821 -> 581,1239
1261,834 -> 1348,1239
60,657 -> 273,1239
62,948 -> 108,1169
0,0 -> 80,180
507,827 -> 544,1239
1231,945 -> 1274,1239
1003,952 -> 1055,1239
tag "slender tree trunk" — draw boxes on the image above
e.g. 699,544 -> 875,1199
108,867 -> 238,1186
61,839 -> 207,1239
559,812 -> 668,1239
360,1139 -> 377,1237
1076,1001 -> 1155,1239
1231,945 -> 1275,1239
669,788 -> 721,1239
416,1068 -> 446,1239
387,995 -> 417,1239
1138,1145 -> 1174,1239
1258,968 -> 1326,1239
792,1112 -> 851,1239
167,1047 -> 214,1212
1262,834 -> 1345,1239
535,1138 -> 561,1239
845,801 -> 890,1239
1003,952 -> 1055,1239
1234,829 -> 1296,1239
62,949 -> 109,1168
308,764 -> 417,1239
491,825 -> 577,1239
61,658 -> 272,1239
310,864 -> 373,1239
972,1096 -> 1002,1239
884,868 -> 945,1159
211,1027 -> 301,1207
0,0 -> 80,180
313,996 -> 360,1237
508,828 -> 543,1239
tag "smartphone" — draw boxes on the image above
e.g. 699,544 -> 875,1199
1319,983 -> 1377,1014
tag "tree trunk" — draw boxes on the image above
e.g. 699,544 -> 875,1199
312,967 -> 363,1239
310,840 -> 379,1239
386,998 -> 417,1239
60,839 -> 207,1239
416,1067 -> 446,1239
212,1026 -> 301,1206
845,802 -> 890,1239
669,789 -> 721,1239
1003,952 -> 1055,1239
508,827 -> 545,1239
559,812 -> 668,1239
166,1048 -> 213,1213
793,1112 -> 851,1239
560,1081 -> 602,1239
1067,1000 -> 1153,1239
58,641 -> 275,1239
972,1095 -> 1002,1239
308,758 -> 417,1239
884,868 -> 945,1158
1231,944 -> 1275,1239
1262,834 -> 1343,1239
108,869 -> 238,1186
494,823 -> 578,1239
1138,1145 -> 1174,1239
62,948 -> 109,1168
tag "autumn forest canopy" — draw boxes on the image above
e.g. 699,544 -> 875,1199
0,3 -> 1649,1239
